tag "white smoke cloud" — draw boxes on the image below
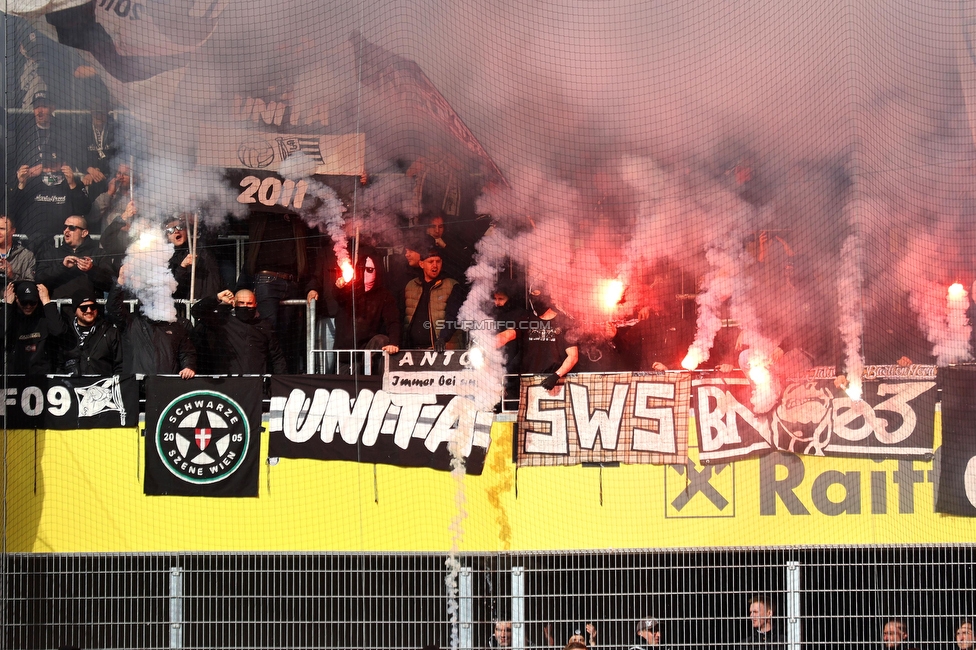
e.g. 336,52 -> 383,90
121,219 -> 177,322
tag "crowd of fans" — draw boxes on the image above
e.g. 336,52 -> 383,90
0,86 -> 913,386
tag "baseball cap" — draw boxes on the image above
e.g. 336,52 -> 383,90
15,281 -> 39,303
32,91 -> 53,108
421,248 -> 443,261
636,618 -> 660,634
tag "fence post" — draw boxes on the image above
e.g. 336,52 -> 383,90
786,560 -> 801,650
306,298 -> 316,374
460,566 -> 473,650
512,566 -> 525,650
169,567 -> 183,650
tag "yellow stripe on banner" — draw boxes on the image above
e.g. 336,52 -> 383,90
3,414 -> 973,554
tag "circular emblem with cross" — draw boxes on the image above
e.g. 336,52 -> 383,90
155,390 -> 250,484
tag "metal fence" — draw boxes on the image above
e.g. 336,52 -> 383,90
5,547 -> 976,650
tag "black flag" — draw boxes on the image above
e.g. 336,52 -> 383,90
144,376 -> 263,497
935,366 -> 976,516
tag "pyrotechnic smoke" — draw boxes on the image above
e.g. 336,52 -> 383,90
910,281 -> 973,366
279,153 -> 353,270
730,298 -> 781,414
836,233 -> 865,399
683,246 -> 738,370
122,218 -> 177,322
457,227 -> 508,411
22,0 -> 976,411
352,174 -> 423,240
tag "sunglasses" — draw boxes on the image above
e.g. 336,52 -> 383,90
164,224 -> 186,235
77,304 -> 97,312
63,224 -> 84,232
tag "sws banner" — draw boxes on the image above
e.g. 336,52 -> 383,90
694,365 -> 937,463
516,372 -> 691,467
0,374 -> 138,429
268,375 -> 492,475
144,376 -> 263,497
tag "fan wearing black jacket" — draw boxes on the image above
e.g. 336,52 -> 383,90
54,291 -> 122,376
191,289 -> 287,375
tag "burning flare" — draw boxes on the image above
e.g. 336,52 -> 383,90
340,260 -> 355,284
137,231 -> 158,251
748,363 -> 770,387
601,279 -> 624,311
681,349 -> 703,371
949,282 -> 966,301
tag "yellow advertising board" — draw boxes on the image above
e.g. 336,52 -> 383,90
3,414 -> 972,554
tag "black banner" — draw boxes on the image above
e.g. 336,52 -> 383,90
0,375 -> 139,429
936,366 -> 976,516
144,376 -> 263,497
268,375 -> 491,475
695,366 -> 937,463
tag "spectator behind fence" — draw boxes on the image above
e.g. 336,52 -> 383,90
10,148 -> 92,250
402,248 -> 463,351
331,248 -> 401,354
107,266 -> 196,379
11,91 -> 71,172
957,621 -> 974,650
492,621 -> 512,648
423,213 -> 473,286
245,211 -> 315,373
54,291 -> 122,376
190,289 -> 287,375
387,231 -> 426,316
631,617 -> 661,650
743,596 -> 785,650
883,620 -> 919,650
1,281 -> 63,374
163,213 -> 223,302
0,216 -> 36,281
89,163 -> 134,232
36,215 -> 112,299
78,97 -> 119,203
564,624 -> 597,650
514,286 -> 578,391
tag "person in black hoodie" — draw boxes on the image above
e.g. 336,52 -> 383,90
332,247 -> 401,354
190,288 -> 287,375
54,291 -> 122,376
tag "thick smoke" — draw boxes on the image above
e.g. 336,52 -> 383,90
20,0 -> 976,392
